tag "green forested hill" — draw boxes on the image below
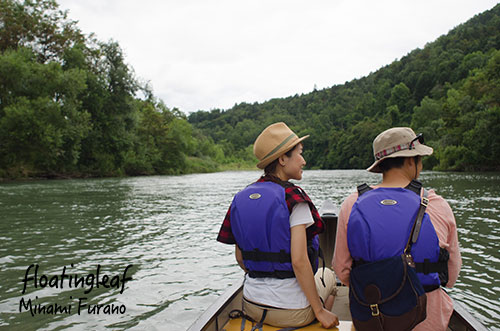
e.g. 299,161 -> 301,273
189,4 -> 500,171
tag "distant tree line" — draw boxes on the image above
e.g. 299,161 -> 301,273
0,0 -> 234,179
189,4 -> 500,172
1,1 -> 499,180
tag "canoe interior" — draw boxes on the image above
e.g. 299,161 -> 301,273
189,281 -> 353,331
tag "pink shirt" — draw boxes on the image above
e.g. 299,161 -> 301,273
332,188 -> 462,331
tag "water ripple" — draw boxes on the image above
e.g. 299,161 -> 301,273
1,171 -> 499,330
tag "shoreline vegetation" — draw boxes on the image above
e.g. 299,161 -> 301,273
1,1 -> 499,181
0,158 -> 259,182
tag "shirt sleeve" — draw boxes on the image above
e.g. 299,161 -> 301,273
289,202 -> 314,228
425,190 -> 462,287
332,192 -> 358,285
216,205 -> 236,244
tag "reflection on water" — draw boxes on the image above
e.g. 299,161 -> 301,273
0,170 -> 498,330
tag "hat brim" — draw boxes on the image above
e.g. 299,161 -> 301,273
367,144 -> 433,173
256,135 -> 309,169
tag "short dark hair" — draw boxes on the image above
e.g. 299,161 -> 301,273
264,143 -> 300,176
378,156 -> 421,173
378,157 -> 406,172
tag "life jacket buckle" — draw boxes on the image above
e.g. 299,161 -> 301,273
370,304 -> 380,316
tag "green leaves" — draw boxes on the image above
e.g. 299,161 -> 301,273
0,0 -> 222,178
0,47 -> 90,176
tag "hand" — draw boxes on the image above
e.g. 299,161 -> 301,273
316,308 -> 339,329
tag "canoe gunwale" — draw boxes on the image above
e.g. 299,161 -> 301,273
188,279 -> 243,331
449,298 -> 488,331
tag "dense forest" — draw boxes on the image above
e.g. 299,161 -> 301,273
0,0 -> 232,179
1,1 -> 499,180
189,4 -> 500,172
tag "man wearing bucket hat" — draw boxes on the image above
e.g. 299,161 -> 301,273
333,127 -> 462,331
217,122 -> 339,329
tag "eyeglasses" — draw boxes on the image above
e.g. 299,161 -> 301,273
409,133 -> 424,150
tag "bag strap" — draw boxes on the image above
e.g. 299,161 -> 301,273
318,246 -> 326,287
251,309 -> 268,331
404,188 -> 429,256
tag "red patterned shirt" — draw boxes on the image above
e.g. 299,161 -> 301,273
216,175 -> 324,244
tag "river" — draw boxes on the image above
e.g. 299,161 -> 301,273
0,170 -> 499,330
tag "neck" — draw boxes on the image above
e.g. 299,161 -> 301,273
380,168 -> 414,188
273,168 -> 289,182
264,173 -> 288,183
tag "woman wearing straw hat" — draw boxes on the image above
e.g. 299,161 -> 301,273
217,122 -> 339,329
332,127 -> 462,331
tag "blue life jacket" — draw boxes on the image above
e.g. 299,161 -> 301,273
230,181 -> 320,279
347,181 -> 448,291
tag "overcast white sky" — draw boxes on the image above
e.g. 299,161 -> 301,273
57,0 -> 499,114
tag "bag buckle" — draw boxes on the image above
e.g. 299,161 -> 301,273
370,304 -> 380,316
421,196 -> 429,207
404,253 -> 416,268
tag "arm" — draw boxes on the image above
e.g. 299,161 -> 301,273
426,192 -> 462,287
445,216 -> 461,288
235,245 -> 247,272
332,193 -> 357,285
291,224 -> 339,328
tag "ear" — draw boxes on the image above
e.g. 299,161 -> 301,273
278,154 -> 287,166
404,157 -> 414,167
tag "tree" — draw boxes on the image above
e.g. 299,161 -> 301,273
0,47 -> 90,176
0,0 -> 84,62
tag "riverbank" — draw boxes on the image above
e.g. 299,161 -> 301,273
0,157 -> 259,182
3,163 -> 500,183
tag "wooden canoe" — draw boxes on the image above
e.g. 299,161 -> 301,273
189,201 -> 487,331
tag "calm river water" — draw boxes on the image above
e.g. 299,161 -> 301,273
0,170 -> 499,330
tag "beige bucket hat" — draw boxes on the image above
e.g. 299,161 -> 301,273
367,127 -> 433,173
254,122 -> 309,169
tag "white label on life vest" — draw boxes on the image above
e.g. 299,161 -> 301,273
249,193 -> 261,200
380,199 -> 397,205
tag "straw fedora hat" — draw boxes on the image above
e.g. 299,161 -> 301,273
254,122 -> 309,169
367,127 -> 433,173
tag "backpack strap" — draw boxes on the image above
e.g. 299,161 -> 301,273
357,183 -> 372,196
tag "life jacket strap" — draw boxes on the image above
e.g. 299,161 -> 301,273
423,284 -> 440,292
406,179 -> 423,196
248,270 -> 296,279
357,183 -> 372,196
241,249 -> 291,263
357,180 -> 422,197
414,260 -> 448,274
241,248 -> 294,278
